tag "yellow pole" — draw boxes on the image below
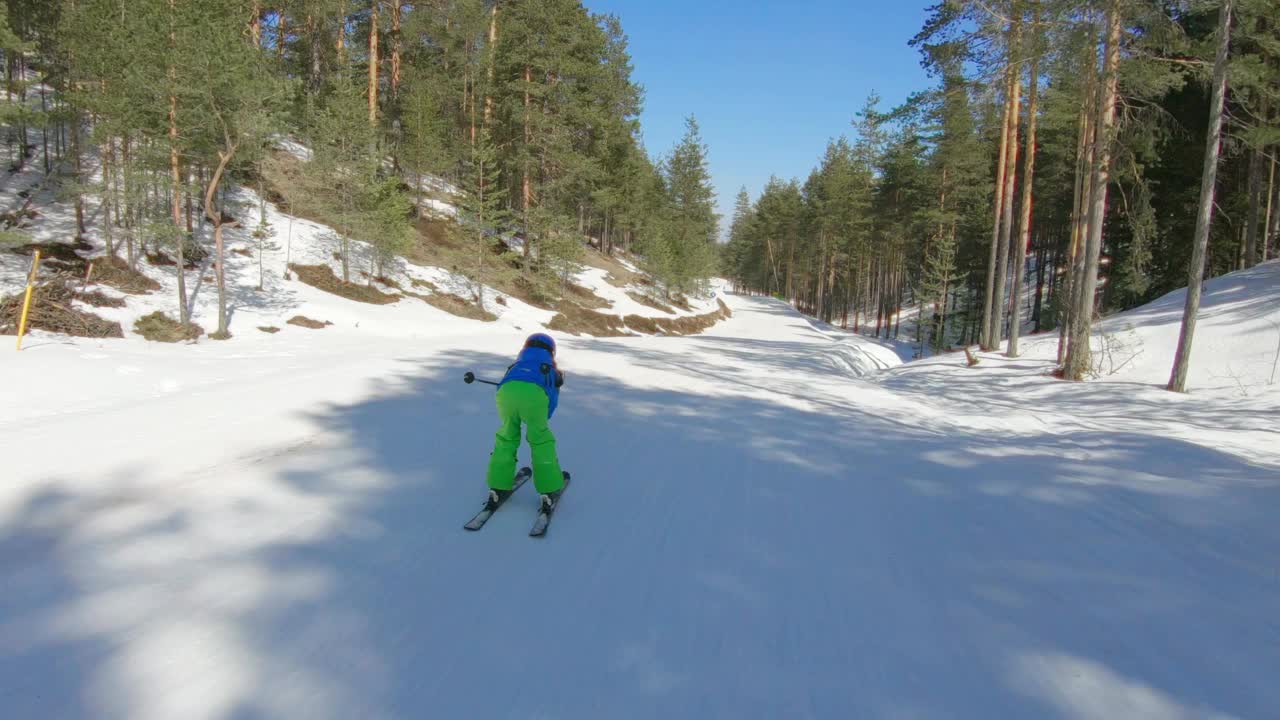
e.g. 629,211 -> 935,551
16,250 -> 40,351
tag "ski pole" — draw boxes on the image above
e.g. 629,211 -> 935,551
463,371 -> 500,387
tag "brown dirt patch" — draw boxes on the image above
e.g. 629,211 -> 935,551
290,263 -> 399,305
405,217 -> 465,268
564,281 -> 611,310
9,242 -> 124,294
287,315 -> 332,329
258,325 -> 280,333
403,289 -> 497,322
620,300 -> 731,337
232,248 -> 254,258
94,256 -> 162,294
581,247 -> 642,288
145,251 -> 175,266
377,275 -> 401,290
134,311 -> 202,342
509,275 -> 556,310
11,239 -> 92,269
74,289 -> 126,308
548,304 -> 629,337
622,314 -> 659,333
0,278 -> 124,339
0,207 -> 39,229
145,250 -> 201,270
404,220 -> 555,309
626,291 -> 674,314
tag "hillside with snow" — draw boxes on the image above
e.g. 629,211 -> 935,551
1,142 -> 725,348
3,208 -> 1278,719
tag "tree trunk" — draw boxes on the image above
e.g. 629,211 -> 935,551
1032,237 -> 1046,332
1237,223 -> 1246,271
13,54 -> 29,171
100,138 -> 115,256
1168,0 -> 1233,392
40,76 -> 51,173
205,145 -> 241,337
68,73 -> 86,238
815,234 -> 827,322
251,1 -> 262,47
943,221 -> 957,344
982,47 -> 1016,350
764,235 -> 781,294
258,182 -> 266,290
1007,28 -> 1039,358
1244,132 -> 1265,268
990,17 -> 1023,350
522,64 -> 532,260
170,125 -> 187,324
898,259 -> 905,338
1058,67 -> 1096,365
121,136 -> 135,268
391,2 -> 402,99
71,110 -> 87,237
826,259 -> 838,324
307,15 -> 322,92
368,1 -> 379,127
110,135 -> 122,225
1266,155 -> 1279,261
185,166 -> 195,234
336,2 -> 346,60
467,39 -> 477,146
278,6 -> 287,59
484,2 -> 498,129
1065,2 -> 1122,381
785,233 -> 797,301
1244,90 -> 1264,266
169,0 -> 189,325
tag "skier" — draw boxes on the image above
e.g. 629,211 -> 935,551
484,332 -> 567,515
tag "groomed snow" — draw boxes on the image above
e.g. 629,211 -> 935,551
1,259 -> 1277,719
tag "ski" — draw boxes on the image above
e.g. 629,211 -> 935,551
529,472 -> 571,538
463,467 -> 532,531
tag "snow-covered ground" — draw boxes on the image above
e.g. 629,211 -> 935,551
2,256 -> 1277,718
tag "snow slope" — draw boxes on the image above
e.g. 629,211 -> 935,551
2,262 -> 1278,719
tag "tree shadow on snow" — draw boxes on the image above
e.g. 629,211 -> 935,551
1,342 -> 1278,718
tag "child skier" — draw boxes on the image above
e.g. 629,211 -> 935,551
484,332 -> 567,513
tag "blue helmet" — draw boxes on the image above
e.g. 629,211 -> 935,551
524,332 -> 556,356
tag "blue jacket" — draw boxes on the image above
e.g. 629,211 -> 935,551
500,345 -> 563,418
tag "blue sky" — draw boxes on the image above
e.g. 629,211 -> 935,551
584,0 -> 935,235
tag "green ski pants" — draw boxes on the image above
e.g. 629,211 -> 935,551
486,380 -> 565,495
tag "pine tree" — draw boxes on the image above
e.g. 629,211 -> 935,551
180,0 -> 288,338
1168,0 -> 1235,392
300,77 -> 378,282
651,115 -> 717,296
455,126 -> 516,308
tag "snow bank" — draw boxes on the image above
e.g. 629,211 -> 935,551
1010,260 -> 1280,394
